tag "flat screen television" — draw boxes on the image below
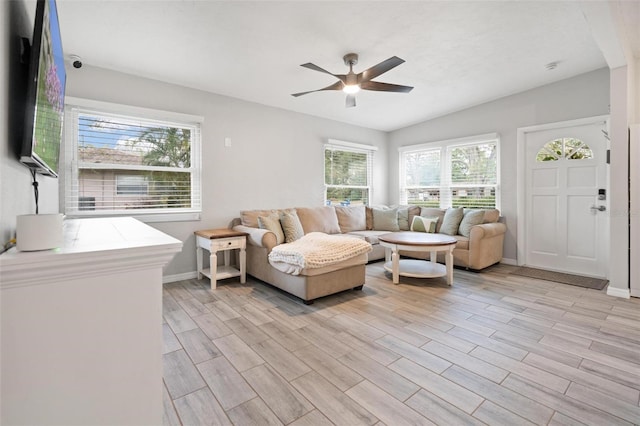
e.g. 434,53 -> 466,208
19,0 -> 66,178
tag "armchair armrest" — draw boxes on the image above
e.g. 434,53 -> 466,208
232,225 -> 278,252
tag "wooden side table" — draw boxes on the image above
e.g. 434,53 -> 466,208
195,228 -> 248,290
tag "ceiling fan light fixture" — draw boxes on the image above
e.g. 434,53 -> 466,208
343,84 -> 360,94
291,53 -> 413,107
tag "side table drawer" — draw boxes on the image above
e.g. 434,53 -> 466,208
211,238 -> 244,251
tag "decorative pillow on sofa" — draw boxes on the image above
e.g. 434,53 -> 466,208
296,206 -> 341,234
365,207 -> 374,230
397,206 -> 421,231
420,208 -> 446,233
439,207 -> 464,235
258,214 -> 285,245
482,208 -> 500,224
335,205 -> 366,233
280,211 -> 305,243
458,209 -> 485,237
410,216 -> 438,233
240,209 -> 276,228
372,207 -> 399,231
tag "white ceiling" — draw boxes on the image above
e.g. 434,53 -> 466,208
51,1 -> 612,132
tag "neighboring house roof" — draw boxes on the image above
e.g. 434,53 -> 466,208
79,146 -> 145,165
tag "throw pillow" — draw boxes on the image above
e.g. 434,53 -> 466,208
458,209 -> 485,237
365,207 -> 374,230
335,205 -> 366,233
397,207 -> 410,230
482,208 -> 500,224
420,207 -> 446,233
372,207 -> 399,231
280,211 -> 305,243
439,207 -> 464,235
296,206 -> 341,234
258,214 -> 285,245
410,216 -> 439,233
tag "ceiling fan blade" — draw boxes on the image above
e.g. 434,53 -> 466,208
359,56 -> 405,83
300,63 -> 347,83
361,81 -> 413,93
291,80 -> 344,97
346,94 -> 356,108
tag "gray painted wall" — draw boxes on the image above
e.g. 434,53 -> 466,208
65,66 -> 389,277
1,0 -> 60,247
388,68 -> 610,263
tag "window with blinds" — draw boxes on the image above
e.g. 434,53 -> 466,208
324,141 -> 376,206
63,99 -> 202,220
400,134 -> 499,209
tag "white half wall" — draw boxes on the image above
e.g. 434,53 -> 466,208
388,68 -> 611,263
65,66 -> 388,277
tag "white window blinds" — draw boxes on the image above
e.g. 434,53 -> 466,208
400,134 -> 499,209
324,141 -> 375,206
63,100 -> 202,219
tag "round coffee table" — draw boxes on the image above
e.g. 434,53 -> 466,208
378,231 -> 457,285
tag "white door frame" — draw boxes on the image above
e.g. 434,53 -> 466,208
516,115 -> 610,269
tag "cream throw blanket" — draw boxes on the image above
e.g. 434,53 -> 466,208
268,232 -> 372,275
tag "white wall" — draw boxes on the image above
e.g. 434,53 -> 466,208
388,68 -> 611,263
1,0 -> 59,246
65,66 -> 388,277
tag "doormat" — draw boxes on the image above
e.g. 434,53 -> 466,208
510,266 -> 608,290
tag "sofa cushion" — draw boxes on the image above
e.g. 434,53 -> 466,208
458,209 -> 485,237
372,207 -> 399,231
395,205 -> 421,231
454,235 -> 469,250
482,208 -> 500,224
365,207 -> 374,230
410,216 -> 438,233
440,207 -> 464,235
280,211 -> 305,242
420,208 -> 446,232
347,230 -> 394,245
296,206 -> 341,234
258,214 -> 285,245
335,205 -> 366,233
241,209 -> 276,228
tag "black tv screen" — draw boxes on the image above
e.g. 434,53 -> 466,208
20,0 -> 66,178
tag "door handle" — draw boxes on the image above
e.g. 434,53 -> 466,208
590,205 -> 606,212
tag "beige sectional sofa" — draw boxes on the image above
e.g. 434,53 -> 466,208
232,205 -> 506,303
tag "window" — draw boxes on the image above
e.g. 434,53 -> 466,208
400,133 -> 499,209
116,175 -> 149,196
63,98 -> 202,221
324,140 -> 376,206
536,137 -> 593,162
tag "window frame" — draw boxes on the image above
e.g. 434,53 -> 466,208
62,97 -> 203,222
399,133 -> 500,210
115,174 -> 149,197
324,139 -> 377,207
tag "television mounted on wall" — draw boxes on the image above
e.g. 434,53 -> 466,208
19,0 -> 66,178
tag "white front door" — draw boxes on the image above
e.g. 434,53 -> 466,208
523,120 -> 608,278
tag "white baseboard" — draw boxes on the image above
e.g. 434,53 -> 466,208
163,271 -> 198,284
606,286 -> 631,299
500,258 -> 518,266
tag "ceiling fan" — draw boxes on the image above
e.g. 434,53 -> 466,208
291,53 -> 413,108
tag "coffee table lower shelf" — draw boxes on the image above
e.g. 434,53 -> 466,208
383,259 -> 447,279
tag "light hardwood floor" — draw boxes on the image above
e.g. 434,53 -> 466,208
163,262 -> 640,426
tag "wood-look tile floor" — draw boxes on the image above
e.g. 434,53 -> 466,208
163,262 -> 640,426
